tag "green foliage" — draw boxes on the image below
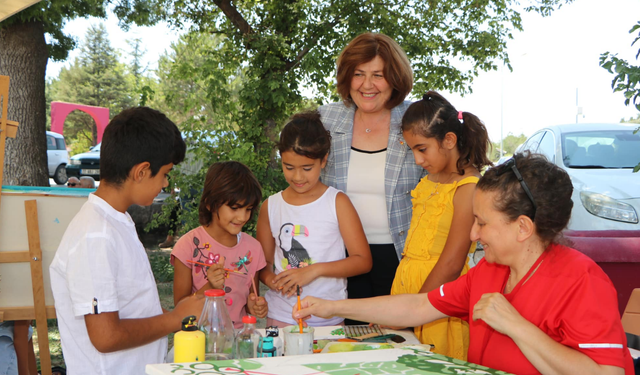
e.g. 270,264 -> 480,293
492,133 -> 528,160
0,0 -> 161,61
148,251 -> 175,283
601,21 -> 640,172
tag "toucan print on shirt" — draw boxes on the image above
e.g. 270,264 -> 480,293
278,223 -> 314,269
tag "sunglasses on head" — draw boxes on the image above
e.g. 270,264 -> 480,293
496,158 -> 537,221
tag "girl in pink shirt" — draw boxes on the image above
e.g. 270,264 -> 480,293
171,161 -> 267,328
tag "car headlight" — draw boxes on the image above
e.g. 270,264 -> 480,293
69,159 -> 81,165
580,191 -> 638,223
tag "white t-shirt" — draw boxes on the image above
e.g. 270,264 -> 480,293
265,187 -> 346,326
50,194 -> 167,375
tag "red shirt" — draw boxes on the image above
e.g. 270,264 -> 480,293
428,243 -> 634,375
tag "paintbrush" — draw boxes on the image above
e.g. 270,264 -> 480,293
186,259 -> 247,275
296,285 -> 304,334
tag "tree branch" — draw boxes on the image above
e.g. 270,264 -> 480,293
285,19 -> 341,71
212,0 -> 253,36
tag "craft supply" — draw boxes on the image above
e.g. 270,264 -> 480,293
265,326 -> 284,356
235,315 -> 262,359
344,324 -> 383,339
174,316 -> 205,363
250,275 -> 258,297
259,336 -> 277,357
198,289 -> 235,360
186,259 -> 247,275
296,285 -> 303,334
283,325 -> 314,356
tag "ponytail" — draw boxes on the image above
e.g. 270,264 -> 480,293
402,91 -> 493,174
456,111 -> 493,173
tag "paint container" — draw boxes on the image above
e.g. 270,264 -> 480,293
283,325 -> 314,356
174,316 -> 205,362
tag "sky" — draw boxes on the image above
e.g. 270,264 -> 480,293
46,0 -> 640,143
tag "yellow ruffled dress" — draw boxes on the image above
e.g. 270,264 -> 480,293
390,175 -> 478,361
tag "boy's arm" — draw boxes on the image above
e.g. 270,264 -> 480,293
85,293 -> 204,353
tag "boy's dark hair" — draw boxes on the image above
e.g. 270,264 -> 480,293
478,152 -> 574,245
199,161 -> 263,226
277,111 -> 331,160
402,91 -> 493,174
100,107 -> 186,185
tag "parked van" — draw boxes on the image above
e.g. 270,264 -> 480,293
46,131 -> 69,185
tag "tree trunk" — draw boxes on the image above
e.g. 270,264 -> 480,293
0,20 -> 49,186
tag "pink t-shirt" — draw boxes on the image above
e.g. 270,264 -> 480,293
171,227 -> 266,328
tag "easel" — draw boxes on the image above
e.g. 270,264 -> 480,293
0,75 -> 54,375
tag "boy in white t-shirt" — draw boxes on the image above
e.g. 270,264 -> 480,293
50,107 -> 204,375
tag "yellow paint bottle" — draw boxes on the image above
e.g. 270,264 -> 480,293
174,315 -> 205,363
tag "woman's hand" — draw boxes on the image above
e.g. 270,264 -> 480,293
293,296 -> 335,321
472,293 -> 525,336
272,266 -> 318,297
246,293 -> 268,318
206,255 -> 227,290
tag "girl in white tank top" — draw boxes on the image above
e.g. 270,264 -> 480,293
257,111 -> 372,327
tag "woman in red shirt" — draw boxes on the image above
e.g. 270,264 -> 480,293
295,153 -> 634,375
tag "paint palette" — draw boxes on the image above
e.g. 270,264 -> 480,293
344,324 -> 383,339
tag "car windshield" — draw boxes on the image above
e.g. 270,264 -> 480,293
562,130 -> 640,168
90,143 -> 101,152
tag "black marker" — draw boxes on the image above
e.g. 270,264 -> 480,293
93,298 -> 98,314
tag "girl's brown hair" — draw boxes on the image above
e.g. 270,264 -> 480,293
336,33 -> 413,109
402,91 -> 493,174
277,110 -> 331,160
198,161 -> 262,226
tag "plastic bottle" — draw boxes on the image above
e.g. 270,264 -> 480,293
265,326 -> 284,356
259,336 -> 276,357
198,289 -> 236,360
174,315 -> 205,362
234,315 -> 262,359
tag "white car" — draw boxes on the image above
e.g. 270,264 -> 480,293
519,123 -> 640,313
46,131 -> 70,185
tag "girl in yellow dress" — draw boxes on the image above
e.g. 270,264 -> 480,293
390,91 -> 493,360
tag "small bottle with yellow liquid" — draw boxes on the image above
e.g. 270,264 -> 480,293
174,315 -> 205,363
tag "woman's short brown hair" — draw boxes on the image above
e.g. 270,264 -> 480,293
198,161 -> 262,227
336,33 -> 413,109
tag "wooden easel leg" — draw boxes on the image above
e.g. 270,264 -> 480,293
25,200 -> 52,375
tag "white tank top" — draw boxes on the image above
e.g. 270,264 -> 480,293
346,147 -> 393,244
265,186 -> 346,326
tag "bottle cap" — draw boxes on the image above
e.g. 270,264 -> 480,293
242,315 -> 257,324
265,326 -> 279,337
204,289 -> 225,297
181,316 -> 198,331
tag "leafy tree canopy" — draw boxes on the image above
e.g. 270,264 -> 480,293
0,0 -> 161,60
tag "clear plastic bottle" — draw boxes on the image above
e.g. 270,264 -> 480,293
234,315 -> 262,359
198,289 -> 235,360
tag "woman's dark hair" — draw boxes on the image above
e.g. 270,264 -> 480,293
477,152 -> 574,244
277,110 -> 331,160
198,161 -> 262,226
402,91 -> 493,174
336,33 -> 413,109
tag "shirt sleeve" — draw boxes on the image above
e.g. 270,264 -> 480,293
170,233 -> 195,269
427,263 -> 476,320
66,234 -> 120,316
554,267 -> 630,369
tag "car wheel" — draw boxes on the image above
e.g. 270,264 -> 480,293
53,164 -> 68,185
